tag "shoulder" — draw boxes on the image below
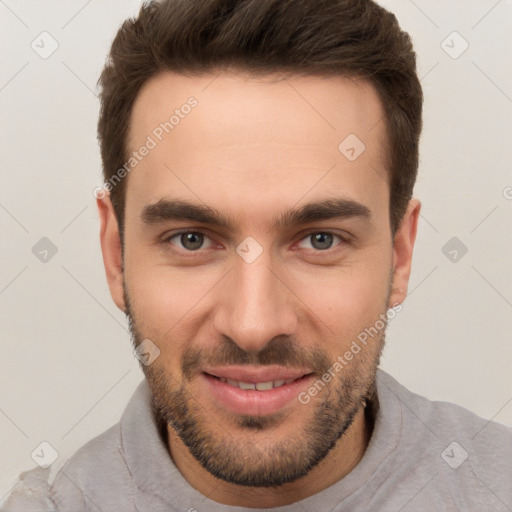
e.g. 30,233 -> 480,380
2,422 -> 130,512
376,369 -> 512,508
1,467 -> 55,512
378,369 -> 512,451
3,381 -> 150,511
50,421 -> 135,509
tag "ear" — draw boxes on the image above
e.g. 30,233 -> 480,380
97,192 -> 126,312
388,198 -> 421,308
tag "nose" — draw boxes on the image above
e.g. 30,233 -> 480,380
212,248 -> 298,353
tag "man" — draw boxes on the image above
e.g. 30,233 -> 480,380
4,0 -> 511,510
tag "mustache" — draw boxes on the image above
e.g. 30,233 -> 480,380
125,292 -> 331,379
181,335 -> 332,380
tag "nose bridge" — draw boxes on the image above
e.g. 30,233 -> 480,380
213,248 -> 297,353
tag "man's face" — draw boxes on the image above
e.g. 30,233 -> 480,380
103,70 -> 412,487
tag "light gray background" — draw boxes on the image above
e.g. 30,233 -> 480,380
1,0 -> 511,503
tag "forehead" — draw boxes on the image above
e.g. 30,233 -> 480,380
124,70 -> 389,229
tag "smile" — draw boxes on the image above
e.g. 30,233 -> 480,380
215,376 -> 301,391
201,368 -> 315,416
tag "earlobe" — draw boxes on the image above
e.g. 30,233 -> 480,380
388,198 -> 421,309
97,193 -> 126,312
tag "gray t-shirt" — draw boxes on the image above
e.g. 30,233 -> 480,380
3,369 -> 512,511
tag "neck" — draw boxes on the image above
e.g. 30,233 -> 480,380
166,402 -> 372,508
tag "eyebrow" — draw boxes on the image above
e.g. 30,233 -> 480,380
141,197 -> 371,231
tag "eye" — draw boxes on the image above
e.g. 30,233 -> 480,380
165,231 -> 215,251
162,230 -> 349,255
297,232 -> 345,251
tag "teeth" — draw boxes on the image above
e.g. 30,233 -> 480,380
218,377 -> 300,390
255,381 -> 273,391
239,381 -> 256,390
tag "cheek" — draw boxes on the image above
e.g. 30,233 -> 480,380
290,258 -> 392,342
124,258 -> 223,347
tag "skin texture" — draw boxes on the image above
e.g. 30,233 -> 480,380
97,70 -> 420,508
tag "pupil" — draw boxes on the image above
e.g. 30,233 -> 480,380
182,232 -> 203,250
312,233 -> 332,250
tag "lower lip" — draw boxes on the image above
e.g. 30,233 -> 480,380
201,372 -> 315,416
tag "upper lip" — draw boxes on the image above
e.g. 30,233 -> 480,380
203,365 -> 313,383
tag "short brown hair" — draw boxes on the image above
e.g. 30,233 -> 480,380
97,0 -> 422,239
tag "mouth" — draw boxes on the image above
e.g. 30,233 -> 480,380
200,366 -> 315,416
205,373 -> 310,390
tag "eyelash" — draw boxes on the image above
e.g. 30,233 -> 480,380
161,229 -> 351,256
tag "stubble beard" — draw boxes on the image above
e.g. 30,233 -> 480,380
124,289 -> 386,487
